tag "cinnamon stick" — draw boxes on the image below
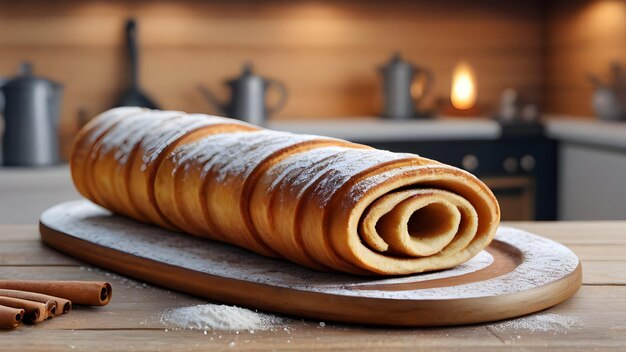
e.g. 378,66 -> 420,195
0,280 -> 112,306
44,300 -> 57,318
0,289 -> 71,316
0,305 -> 24,329
0,296 -> 49,323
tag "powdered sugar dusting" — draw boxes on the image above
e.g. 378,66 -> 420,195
97,110 -> 183,164
350,250 -> 494,286
277,149 -> 412,207
284,149 -> 360,200
161,304 -> 283,331
173,130 -> 414,207
489,313 -> 583,333
172,130 -> 329,182
265,146 -> 350,196
343,165 -> 424,207
83,107 -> 145,145
169,131 -> 249,171
209,131 -> 323,182
139,114 -> 239,169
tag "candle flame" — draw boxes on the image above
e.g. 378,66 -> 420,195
451,62 -> 477,110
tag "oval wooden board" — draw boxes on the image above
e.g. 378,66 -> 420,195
39,200 -> 582,327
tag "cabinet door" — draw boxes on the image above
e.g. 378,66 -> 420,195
558,143 -> 626,220
483,177 -> 535,221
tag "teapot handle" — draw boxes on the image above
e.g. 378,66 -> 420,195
0,77 -> 5,113
266,79 -> 288,115
411,67 -> 434,103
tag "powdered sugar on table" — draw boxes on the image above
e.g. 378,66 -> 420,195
161,304 -> 283,331
489,313 -> 583,333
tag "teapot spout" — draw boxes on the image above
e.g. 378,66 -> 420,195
198,84 -> 227,115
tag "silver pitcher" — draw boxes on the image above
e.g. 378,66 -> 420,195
0,62 -> 63,167
199,63 -> 287,125
380,53 -> 433,119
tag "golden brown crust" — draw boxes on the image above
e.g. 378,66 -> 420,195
155,123 -> 260,234
71,108 -> 500,275
70,107 -> 146,205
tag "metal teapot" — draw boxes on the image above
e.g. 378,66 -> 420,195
0,62 -> 63,166
589,63 -> 626,121
380,53 -> 433,119
199,63 -> 287,125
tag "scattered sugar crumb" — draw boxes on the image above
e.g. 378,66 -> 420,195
490,313 -> 583,333
161,304 -> 283,331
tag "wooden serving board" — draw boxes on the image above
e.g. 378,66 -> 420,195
40,200 -> 582,327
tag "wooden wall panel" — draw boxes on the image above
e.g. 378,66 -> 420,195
544,0 -> 626,117
0,0 -> 544,158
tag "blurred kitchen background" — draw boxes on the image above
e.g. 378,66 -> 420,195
0,0 -> 625,223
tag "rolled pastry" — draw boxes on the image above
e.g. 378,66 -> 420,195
71,108 -> 500,275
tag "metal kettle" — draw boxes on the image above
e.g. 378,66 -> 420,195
0,62 -> 63,166
380,53 -> 433,119
199,63 -> 288,125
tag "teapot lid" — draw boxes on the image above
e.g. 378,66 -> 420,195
3,61 -> 62,89
226,62 -> 258,85
380,52 -> 413,72
241,62 -> 254,76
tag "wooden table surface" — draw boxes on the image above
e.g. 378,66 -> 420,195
0,221 -> 625,351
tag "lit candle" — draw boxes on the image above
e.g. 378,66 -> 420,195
450,62 -> 477,110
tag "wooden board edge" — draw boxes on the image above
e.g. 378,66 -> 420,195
39,220 -> 582,327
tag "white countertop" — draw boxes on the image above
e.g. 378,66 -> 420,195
545,116 -> 626,151
0,166 -> 80,224
267,117 -> 501,142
